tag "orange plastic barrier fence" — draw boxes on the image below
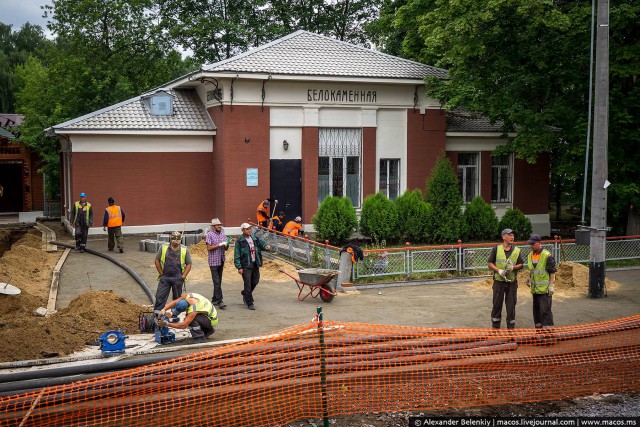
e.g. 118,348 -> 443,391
1,315 -> 639,427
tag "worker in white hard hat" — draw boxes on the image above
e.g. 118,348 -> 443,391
283,216 -> 304,237
154,231 -> 192,312
234,223 -> 271,310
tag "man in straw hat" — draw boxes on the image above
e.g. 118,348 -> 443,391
206,218 -> 229,309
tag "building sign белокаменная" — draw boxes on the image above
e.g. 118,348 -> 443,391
307,89 -> 377,103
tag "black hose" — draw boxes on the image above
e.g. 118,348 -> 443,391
0,353 -> 178,394
50,240 -> 155,304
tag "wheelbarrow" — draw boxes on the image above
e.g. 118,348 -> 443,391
279,268 -> 339,303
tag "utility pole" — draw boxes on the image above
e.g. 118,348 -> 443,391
589,0 -> 609,298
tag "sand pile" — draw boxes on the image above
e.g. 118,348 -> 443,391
0,230 -> 60,305
189,239 -> 299,282
0,291 -> 147,362
472,262 -> 621,296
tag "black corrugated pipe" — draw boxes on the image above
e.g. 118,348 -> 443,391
50,241 -> 155,304
0,353 -> 177,395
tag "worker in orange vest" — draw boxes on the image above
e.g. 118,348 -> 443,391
256,198 -> 274,227
102,197 -> 125,253
283,216 -> 304,237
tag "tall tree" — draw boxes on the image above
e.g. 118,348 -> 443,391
0,22 -> 50,113
370,0 -> 639,233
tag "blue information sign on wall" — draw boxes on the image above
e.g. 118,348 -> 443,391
246,168 -> 258,186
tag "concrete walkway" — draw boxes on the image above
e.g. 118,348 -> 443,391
54,236 -> 640,346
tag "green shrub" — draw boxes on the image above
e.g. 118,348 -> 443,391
498,207 -> 532,241
360,192 -> 399,243
311,196 -> 358,245
395,190 -> 432,243
463,196 -> 499,241
425,155 -> 464,243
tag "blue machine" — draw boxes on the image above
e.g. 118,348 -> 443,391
155,317 -> 176,345
98,330 -> 127,355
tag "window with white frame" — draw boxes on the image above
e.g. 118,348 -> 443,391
379,159 -> 400,201
318,128 -> 361,207
491,154 -> 512,202
458,153 -> 479,202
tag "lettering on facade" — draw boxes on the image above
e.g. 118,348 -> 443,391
307,89 -> 377,103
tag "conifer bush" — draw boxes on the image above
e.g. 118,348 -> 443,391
463,196 -> 499,241
425,155 -> 464,243
359,192 -> 399,243
498,207 -> 533,240
311,196 -> 358,245
395,190 -> 432,243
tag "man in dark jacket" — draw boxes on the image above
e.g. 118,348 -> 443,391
234,223 -> 271,310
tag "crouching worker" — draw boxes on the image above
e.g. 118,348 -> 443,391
159,293 -> 218,343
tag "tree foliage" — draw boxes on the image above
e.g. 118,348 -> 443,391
158,0 -> 383,64
312,196 -> 358,245
369,0 -> 640,233
359,192 -> 398,243
424,155 -> 464,243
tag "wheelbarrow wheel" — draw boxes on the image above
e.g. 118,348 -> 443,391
319,284 -> 335,303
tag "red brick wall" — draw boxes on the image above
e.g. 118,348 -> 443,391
301,127 -> 319,221
71,152 -> 214,226
513,152 -> 550,215
406,109 -> 446,191
208,105 -> 271,226
362,127 -> 376,198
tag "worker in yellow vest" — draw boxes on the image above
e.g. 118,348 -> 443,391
160,293 -> 218,343
526,234 -> 557,328
102,197 -> 125,253
487,228 -> 524,329
72,192 -> 93,253
154,231 -> 192,312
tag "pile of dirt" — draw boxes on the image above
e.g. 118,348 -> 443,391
189,240 -> 299,282
0,291 -> 147,362
0,230 -> 61,305
472,262 -> 621,296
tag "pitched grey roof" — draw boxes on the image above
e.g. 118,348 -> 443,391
203,31 -> 447,80
0,127 -> 17,140
52,89 -> 215,132
446,111 -> 505,133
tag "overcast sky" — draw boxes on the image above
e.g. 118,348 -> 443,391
0,0 -> 52,32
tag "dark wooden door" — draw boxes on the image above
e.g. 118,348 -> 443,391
269,159 -> 302,222
0,162 -> 23,212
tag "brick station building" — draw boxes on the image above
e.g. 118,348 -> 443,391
49,31 -> 550,236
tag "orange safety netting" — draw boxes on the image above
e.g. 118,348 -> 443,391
1,315 -> 639,427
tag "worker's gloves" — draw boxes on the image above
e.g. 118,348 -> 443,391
158,309 -> 166,317
505,263 -> 514,273
156,319 -> 168,329
548,286 -> 555,296
497,269 -> 506,277
220,241 -> 228,248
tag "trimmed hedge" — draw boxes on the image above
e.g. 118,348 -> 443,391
360,192 -> 399,243
311,196 -> 358,245
463,196 -> 499,241
425,155 -> 464,243
395,190 -> 432,243
498,207 -> 533,240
